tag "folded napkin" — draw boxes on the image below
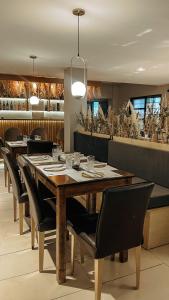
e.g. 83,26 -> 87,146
81,171 -> 104,179
43,166 -> 66,172
29,155 -> 50,161
94,162 -> 107,168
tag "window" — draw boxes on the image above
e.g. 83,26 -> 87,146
131,95 -> 161,129
87,99 -> 108,117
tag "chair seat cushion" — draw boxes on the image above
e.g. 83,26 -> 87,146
132,177 -> 146,184
67,212 -> 98,234
66,197 -> 98,235
132,178 -> 169,210
20,192 -> 29,203
38,197 -> 88,232
148,184 -> 169,209
38,217 -> 56,232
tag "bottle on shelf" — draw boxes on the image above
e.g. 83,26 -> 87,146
3,101 -> 5,110
45,102 -> 48,111
18,101 -> 21,110
6,101 -> 9,110
57,102 -> 60,111
10,101 -> 13,110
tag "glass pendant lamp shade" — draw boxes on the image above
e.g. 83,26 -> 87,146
71,55 -> 86,99
71,81 -> 86,98
30,95 -> 39,105
71,8 -> 87,99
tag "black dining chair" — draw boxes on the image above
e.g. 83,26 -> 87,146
4,127 -> 22,142
1,147 -> 29,235
30,127 -> 47,140
27,140 -> 53,155
68,182 -> 154,300
2,127 -> 22,190
17,156 -> 88,272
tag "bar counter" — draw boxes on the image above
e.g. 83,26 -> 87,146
0,119 -> 64,143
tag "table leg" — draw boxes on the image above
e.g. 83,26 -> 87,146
86,193 -> 96,213
56,188 -> 66,283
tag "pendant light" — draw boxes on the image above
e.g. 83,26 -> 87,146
71,8 -> 86,99
29,55 -> 40,105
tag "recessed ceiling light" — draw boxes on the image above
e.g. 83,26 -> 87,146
137,67 -> 146,72
122,41 -> 137,47
136,29 -> 152,37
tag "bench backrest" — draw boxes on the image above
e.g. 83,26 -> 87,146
108,140 -> 169,188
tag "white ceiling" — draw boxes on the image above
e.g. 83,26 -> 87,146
1,0 -> 169,85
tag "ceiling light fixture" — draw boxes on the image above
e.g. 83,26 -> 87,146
137,67 -> 146,72
29,55 -> 40,105
71,8 -> 86,99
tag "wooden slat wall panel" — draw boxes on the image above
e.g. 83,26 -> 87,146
0,119 -> 64,143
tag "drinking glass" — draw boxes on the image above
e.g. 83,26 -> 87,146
34,135 -> 41,141
66,154 -> 73,169
87,155 -> 95,170
23,135 -> 28,142
73,152 -> 81,169
52,145 -> 62,161
52,148 -> 59,161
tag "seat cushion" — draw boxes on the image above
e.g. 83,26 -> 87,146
132,179 -> 169,209
67,212 -> 98,234
66,197 -> 98,234
20,192 -> 29,203
132,177 -> 146,184
148,184 -> 169,209
38,217 -> 56,232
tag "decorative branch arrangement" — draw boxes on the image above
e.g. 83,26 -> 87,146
77,100 -> 141,139
77,96 -> 169,144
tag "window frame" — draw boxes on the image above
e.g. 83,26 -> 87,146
131,94 -> 161,125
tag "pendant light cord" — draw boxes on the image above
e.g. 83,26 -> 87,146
78,14 -> 80,57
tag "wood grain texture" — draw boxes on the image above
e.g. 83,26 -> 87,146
0,119 -> 64,143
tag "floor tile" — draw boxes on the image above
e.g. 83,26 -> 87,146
150,244 -> 169,266
81,247 -> 162,283
57,264 -> 169,300
0,262 -> 91,300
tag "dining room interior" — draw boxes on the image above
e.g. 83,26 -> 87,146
1,1 -> 169,300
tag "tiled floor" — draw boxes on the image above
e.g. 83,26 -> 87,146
0,167 -> 169,300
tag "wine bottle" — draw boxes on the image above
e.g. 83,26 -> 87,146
57,103 -> 60,111
6,101 -> 9,110
3,101 -> 5,110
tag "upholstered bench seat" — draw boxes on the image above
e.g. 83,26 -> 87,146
132,177 -> 169,209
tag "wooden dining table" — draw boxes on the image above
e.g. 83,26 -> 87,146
5,141 -> 28,157
22,154 -> 134,284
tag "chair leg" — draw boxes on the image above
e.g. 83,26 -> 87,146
13,195 -> 17,222
7,172 -> 11,193
135,245 -> 141,289
31,217 -> 35,249
4,166 -> 7,187
70,233 -> 75,275
94,259 -> 104,300
39,231 -> 45,272
19,203 -> 24,235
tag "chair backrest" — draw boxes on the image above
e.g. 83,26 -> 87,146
95,182 -> 154,259
1,147 -> 22,201
30,127 -> 47,140
27,140 -> 53,154
17,156 -> 43,226
4,127 -> 22,141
